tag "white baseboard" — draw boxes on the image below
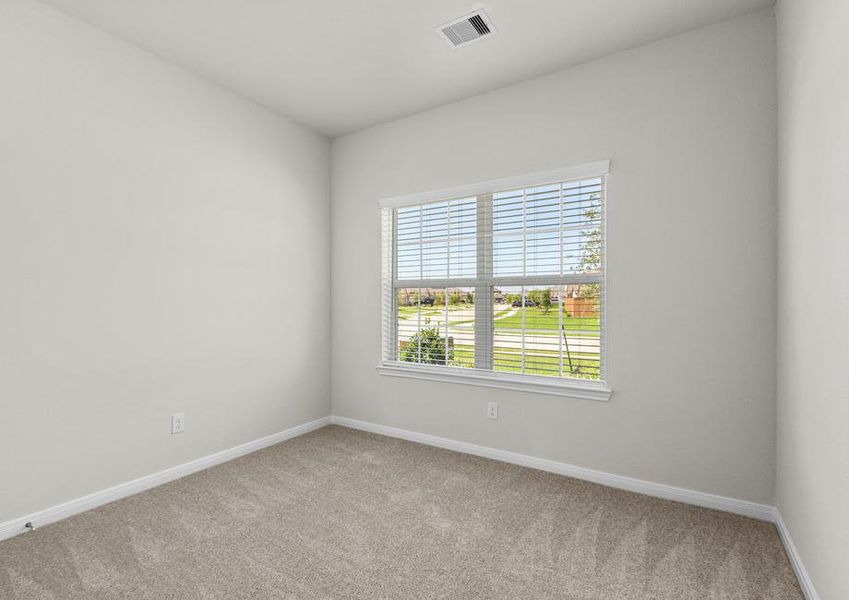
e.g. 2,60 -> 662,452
773,510 -> 820,600
330,415 -> 775,521
0,416 -> 331,543
331,416 -> 823,594
1,413 -> 818,600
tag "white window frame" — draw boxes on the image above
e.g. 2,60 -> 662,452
377,160 -> 612,401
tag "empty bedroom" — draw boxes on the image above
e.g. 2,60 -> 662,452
0,0 -> 845,598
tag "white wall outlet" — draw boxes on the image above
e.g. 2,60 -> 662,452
487,401 -> 498,420
171,412 -> 185,434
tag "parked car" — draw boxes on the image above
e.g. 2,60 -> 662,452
511,299 -> 537,307
421,296 -> 435,306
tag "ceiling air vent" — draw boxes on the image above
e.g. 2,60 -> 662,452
437,10 -> 496,48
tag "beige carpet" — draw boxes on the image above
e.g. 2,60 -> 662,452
0,425 -> 802,599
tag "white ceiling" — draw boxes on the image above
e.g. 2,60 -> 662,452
43,0 -> 774,137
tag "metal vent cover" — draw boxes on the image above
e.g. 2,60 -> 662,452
437,10 -> 496,48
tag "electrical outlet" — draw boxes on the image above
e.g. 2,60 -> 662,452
171,412 -> 185,434
487,402 -> 498,420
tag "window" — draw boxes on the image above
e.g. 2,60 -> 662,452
379,161 -> 610,400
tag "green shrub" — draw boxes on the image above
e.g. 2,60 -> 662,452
400,321 -> 453,365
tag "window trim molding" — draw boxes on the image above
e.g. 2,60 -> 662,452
376,361 -> 612,401
378,160 -> 611,210
379,160 -> 612,399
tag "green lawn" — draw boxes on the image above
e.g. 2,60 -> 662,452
453,345 -> 475,369
494,307 -> 599,332
449,344 -> 599,380
493,348 -> 600,379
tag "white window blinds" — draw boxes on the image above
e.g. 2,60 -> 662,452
380,162 -> 608,389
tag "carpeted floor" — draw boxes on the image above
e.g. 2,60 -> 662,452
0,425 -> 802,599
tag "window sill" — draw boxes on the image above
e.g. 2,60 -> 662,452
375,362 -> 612,401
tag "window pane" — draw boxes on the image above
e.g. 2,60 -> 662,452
396,206 -> 421,244
449,235 -> 477,279
396,244 -> 421,280
526,230 -> 560,276
397,288 -> 423,363
522,286 -> 562,377
421,201 -> 449,241
525,184 -> 560,229
422,241 -> 448,279
492,233 -> 523,277
493,286 -> 523,373
493,284 -> 600,380
493,179 -> 603,277
493,190 -> 524,277
396,287 -> 474,368
560,283 -> 601,380
563,178 -> 603,275
446,288 -> 475,369
395,198 -> 476,281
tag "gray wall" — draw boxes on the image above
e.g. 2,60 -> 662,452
776,0 -> 849,597
0,0 -> 330,524
331,11 -> 777,504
